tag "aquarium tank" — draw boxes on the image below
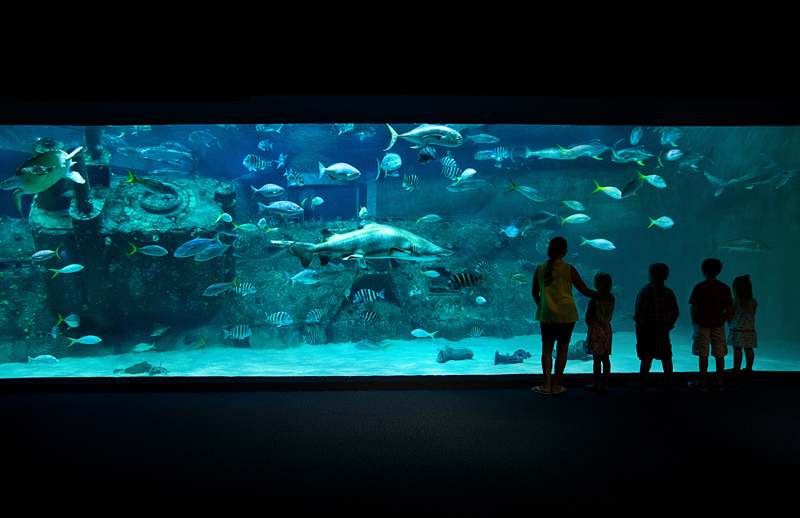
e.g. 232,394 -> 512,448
0,105 -> 798,380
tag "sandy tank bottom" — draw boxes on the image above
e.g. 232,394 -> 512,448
1,325 -> 799,379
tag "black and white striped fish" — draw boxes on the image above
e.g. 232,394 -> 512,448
402,174 -> 420,192
474,261 -> 489,275
440,153 -> 461,180
285,168 -> 304,187
232,282 -> 257,295
223,325 -> 252,340
359,310 -> 380,326
447,272 -> 482,290
469,326 -> 484,339
266,311 -> 293,327
353,288 -> 385,304
410,316 -> 424,329
491,146 -> 514,160
303,329 -> 324,345
243,154 -> 269,172
305,308 -> 326,323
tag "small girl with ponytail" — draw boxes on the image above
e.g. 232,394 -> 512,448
727,274 -> 758,376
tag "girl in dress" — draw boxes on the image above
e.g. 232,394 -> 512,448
585,272 -> 614,393
727,274 -> 758,376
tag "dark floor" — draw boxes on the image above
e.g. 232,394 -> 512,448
2,371 -> 799,516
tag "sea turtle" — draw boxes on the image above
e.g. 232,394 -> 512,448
0,146 -> 85,215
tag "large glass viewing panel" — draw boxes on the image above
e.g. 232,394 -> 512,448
0,121 -> 798,379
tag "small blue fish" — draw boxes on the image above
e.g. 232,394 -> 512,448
499,225 -> 519,238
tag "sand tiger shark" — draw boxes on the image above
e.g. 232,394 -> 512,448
286,221 -> 453,268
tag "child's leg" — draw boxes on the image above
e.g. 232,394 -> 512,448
662,358 -> 674,387
732,347 -> 743,372
593,356 -> 602,386
638,358 -> 652,386
601,355 -> 611,390
744,348 -> 755,372
715,356 -> 726,386
699,356 -> 709,386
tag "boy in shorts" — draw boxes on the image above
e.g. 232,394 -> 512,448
630,263 -> 680,392
688,258 -> 733,392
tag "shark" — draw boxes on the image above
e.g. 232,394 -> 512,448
287,222 -> 453,268
704,154 -> 800,196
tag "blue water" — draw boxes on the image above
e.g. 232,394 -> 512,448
0,123 -> 797,378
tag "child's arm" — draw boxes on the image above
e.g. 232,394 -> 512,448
724,303 -> 733,324
532,265 -> 541,306
570,266 -> 615,303
690,304 -> 698,325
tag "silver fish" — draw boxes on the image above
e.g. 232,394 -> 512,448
446,178 -> 494,192
28,354 -> 59,364
285,269 -> 319,287
355,339 -> 391,351
385,123 -> 464,151
31,249 -> 59,261
251,184 -> 284,197
318,162 -> 361,181
194,239 -> 231,262
523,146 -> 572,160
630,126 -> 643,145
711,238 -> 770,252
138,146 -> 195,165
258,201 -> 304,217
610,139 -> 656,165
506,179 -> 544,202
174,237 -> 214,258
128,243 -> 169,257
464,133 -> 500,144
528,210 -> 558,225
566,140 -> 610,160
203,281 -> 235,296
377,153 -> 402,179
579,236 -> 616,251
188,130 -> 221,148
